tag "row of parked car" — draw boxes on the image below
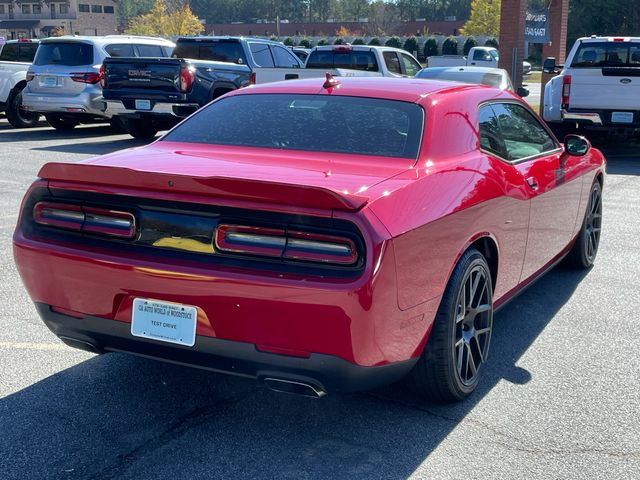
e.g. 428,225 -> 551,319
0,34 -> 530,139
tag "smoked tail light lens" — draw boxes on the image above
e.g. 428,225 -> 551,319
70,72 -> 102,84
180,65 -> 195,93
561,75 -> 572,108
33,202 -> 136,239
215,224 -> 358,266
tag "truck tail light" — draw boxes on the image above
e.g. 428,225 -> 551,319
33,202 -> 136,239
332,45 -> 353,52
249,72 -> 256,85
70,72 -> 102,84
561,75 -> 572,108
215,224 -> 358,265
179,65 -> 195,93
99,64 -> 106,88
26,72 -> 35,82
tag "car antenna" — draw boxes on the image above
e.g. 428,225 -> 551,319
323,72 -> 340,90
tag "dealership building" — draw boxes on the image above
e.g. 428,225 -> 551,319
0,0 -> 117,39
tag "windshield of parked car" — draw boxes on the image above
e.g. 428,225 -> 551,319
306,50 -> 379,72
571,41 -> 640,68
163,94 -> 424,159
34,42 -> 94,66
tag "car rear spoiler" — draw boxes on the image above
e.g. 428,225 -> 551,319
38,163 -> 369,211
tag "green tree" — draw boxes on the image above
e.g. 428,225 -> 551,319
463,36 -> 478,55
298,37 -> 313,48
385,36 -> 402,49
424,37 -> 439,58
368,37 -> 381,46
352,37 -> 366,45
403,36 -> 419,55
460,0 -> 501,37
442,36 -> 459,55
484,37 -> 499,49
117,0 -> 155,28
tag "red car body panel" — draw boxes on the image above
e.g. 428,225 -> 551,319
13,77 -> 606,391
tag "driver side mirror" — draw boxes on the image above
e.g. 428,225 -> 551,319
543,57 -> 558,74
564,134 -> 591,156
516,87 -> 529,98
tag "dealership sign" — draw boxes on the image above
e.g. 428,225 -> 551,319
525,8 -> 550,43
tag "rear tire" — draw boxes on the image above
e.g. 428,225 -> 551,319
6,88 -> 39,128
109,116 -> 126,133
408,248 -> 494,403
121,118 -> 158,139
564,181 -> 602,269
45,114 -> 78,131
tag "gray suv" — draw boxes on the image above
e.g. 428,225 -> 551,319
22,35 -> 174,130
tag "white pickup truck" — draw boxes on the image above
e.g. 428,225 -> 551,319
0,39 -> 39,128
543,36 -> 640,137
254,45 -> 423,84
428,46 -> 532,75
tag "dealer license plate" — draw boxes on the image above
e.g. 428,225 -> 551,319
611,112 -> 634,123
131,298 -> 197,346
135,99 -> 151,110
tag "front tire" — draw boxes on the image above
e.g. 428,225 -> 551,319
564,181 -> 602,269
45,114 -> 78,131
121,118 -> 158,139
6,88 -> 39,128
408,248 -> 494,403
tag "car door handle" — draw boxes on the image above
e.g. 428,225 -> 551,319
526,177 -> 539,190
470,62 -> 476,65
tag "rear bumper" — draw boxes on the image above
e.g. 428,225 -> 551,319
105,99 -> 200,118
36,302 -> 418,393
22,90 -> 108,117
561,108 -> 640,128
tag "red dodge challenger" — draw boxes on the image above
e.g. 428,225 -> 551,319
13,77 -> 605,402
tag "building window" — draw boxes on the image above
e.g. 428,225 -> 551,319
78,4 -> 90,13
91,5 -> 102,13
0,5 -> 5,15
104,6 -> 114,14
60,4 -> 69,14
33,4 -> 42,14
21,4 -> 31,14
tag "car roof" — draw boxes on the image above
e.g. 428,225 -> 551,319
311,45 -> 408,53
40,35 -> 175,46
177,36 -> 283,46
233,76 -> 496,104
418,66 -> 506,75
579,36 -> 640,43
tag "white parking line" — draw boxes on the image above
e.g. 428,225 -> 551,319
0,341 -> 69,351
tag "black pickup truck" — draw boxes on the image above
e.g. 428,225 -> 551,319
102,36 -> 304,138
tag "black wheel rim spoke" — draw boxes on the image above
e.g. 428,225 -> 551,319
585,186 -> 602,262
454,265 -> 493,386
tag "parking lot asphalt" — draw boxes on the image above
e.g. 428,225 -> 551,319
0,120 -> 639,480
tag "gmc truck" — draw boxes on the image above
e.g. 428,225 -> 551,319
102,36 -> 305,138
543,36 -> 640,138
0,39 -> 39,128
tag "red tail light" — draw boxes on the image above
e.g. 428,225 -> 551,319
215,224 -> 358,265
248,72 -> 256,85
332,45 -> 353,52
99,64 -> 106,88
26,72 -> 35,82
561,75 -> 572,107
70,72 -> 101,84
33,202 -> 136,239
179,65 -> 195,93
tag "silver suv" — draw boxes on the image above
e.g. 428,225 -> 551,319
22,35 -> 175,130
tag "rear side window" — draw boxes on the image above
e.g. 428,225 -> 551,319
249,42 -> 274,67
571,42 -> 640,68
0,43 -> 19,61
173,41 -> 247,64
34,42 -> 94,66
272,46 -> 300,68
306,50 -> 379,72
105,44 -> 135,57
163,94 -> 424,159
135,44 -> 170,57
383,52 -> 402,74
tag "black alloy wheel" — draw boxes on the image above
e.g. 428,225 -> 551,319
564,181 -> 602,269
6,89 -> 39,128
409,248 -> 494,403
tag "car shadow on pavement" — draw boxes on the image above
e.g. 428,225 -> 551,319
33,137 -> 153,156
0,267 -> 589,480
0,124 -> 153,145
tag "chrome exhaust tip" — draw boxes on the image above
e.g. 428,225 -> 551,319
263,377 -> 327,398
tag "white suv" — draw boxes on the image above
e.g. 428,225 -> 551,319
22,35 -> 174,130
543,36 -> 640,137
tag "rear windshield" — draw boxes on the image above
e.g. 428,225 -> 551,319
306,50 -> 379,72
0,42 -> 38,62
571,41 -> 640,68
163,94 -> 424,159
172,41 -> 247,64
34,42 -> 94,66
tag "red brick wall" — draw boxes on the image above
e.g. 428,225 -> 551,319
498,0 -> 527,87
